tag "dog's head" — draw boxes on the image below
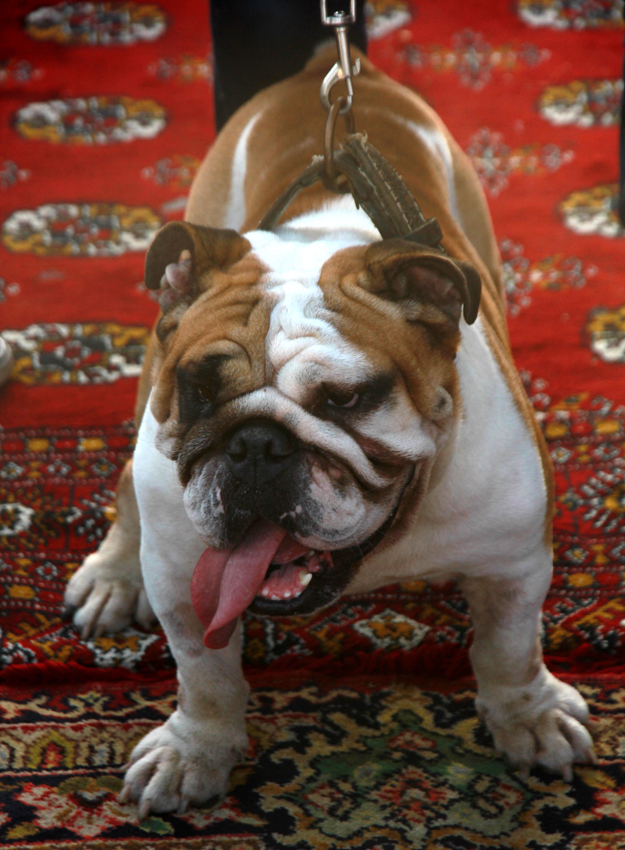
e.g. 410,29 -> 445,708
144,221 -> 481,647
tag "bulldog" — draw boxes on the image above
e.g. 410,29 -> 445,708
64,46 -> 595,816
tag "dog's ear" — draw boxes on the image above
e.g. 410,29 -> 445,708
144,221 -> 251,312
362,240 -> 481,333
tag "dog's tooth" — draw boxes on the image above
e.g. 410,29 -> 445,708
299,571 -> 312,586
261,588 -> 269,597
284,590 -> 291,598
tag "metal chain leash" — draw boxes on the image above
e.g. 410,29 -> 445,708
319,1 -> 360,192
319,0 -> 360,115
259,2 -> 445,256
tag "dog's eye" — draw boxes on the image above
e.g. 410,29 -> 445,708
196,385 -> 214,403
325,389 -> 360,409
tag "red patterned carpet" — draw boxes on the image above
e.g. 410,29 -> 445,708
1,1 -> 625,847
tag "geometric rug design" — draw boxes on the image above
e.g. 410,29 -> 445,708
1,674 -> 624,848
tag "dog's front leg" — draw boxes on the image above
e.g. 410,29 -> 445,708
460,564 -> 595,779
119,602 -> 249,818
119,423 -> 249,817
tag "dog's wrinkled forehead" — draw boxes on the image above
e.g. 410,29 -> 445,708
149,219 -> 472,453
248,230 -> 373,392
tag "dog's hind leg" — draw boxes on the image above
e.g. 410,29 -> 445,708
63,331 -> 158,638
64,457 -> 155,638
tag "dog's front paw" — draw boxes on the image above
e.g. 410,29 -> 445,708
64,549 -> 155,639
119,712 -> 248,817
477,668 -> 596,781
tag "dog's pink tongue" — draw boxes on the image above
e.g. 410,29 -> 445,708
190,521 -> 287,650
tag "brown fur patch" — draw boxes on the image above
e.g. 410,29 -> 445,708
317,246 -> 461,424
151,250 -> 271,426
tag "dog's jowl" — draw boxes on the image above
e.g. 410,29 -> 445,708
64,47 -> 595,816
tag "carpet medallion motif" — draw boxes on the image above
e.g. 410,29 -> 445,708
24,2 -> 169,46
1,203 -> 163,257
14,95 -> 168,145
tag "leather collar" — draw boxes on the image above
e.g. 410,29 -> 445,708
258,132 -> 445,252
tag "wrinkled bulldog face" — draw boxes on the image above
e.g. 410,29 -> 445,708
143,221 -> 480,646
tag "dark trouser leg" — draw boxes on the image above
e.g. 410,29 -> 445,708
618,33 -> 625,227
210,0 -> 367,131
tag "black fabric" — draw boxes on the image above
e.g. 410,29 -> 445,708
620,32 -> 625,225
210,0 -> 367,131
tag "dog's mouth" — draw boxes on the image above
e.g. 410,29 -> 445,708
257,543 -> 333,602
190,518 -> 390,651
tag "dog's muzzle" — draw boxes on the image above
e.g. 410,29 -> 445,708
182,417 -> 414,653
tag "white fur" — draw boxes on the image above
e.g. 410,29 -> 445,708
224,112 -> 261,230
357,389 -> 440,459
133,407 -> 201,598
399,119 -> 460,223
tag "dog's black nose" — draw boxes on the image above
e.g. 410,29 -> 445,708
225,420 -> 298,486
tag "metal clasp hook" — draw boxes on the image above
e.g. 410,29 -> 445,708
320,1 -> 360,115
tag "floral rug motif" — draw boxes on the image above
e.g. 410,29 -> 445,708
1,674 -> 625,849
